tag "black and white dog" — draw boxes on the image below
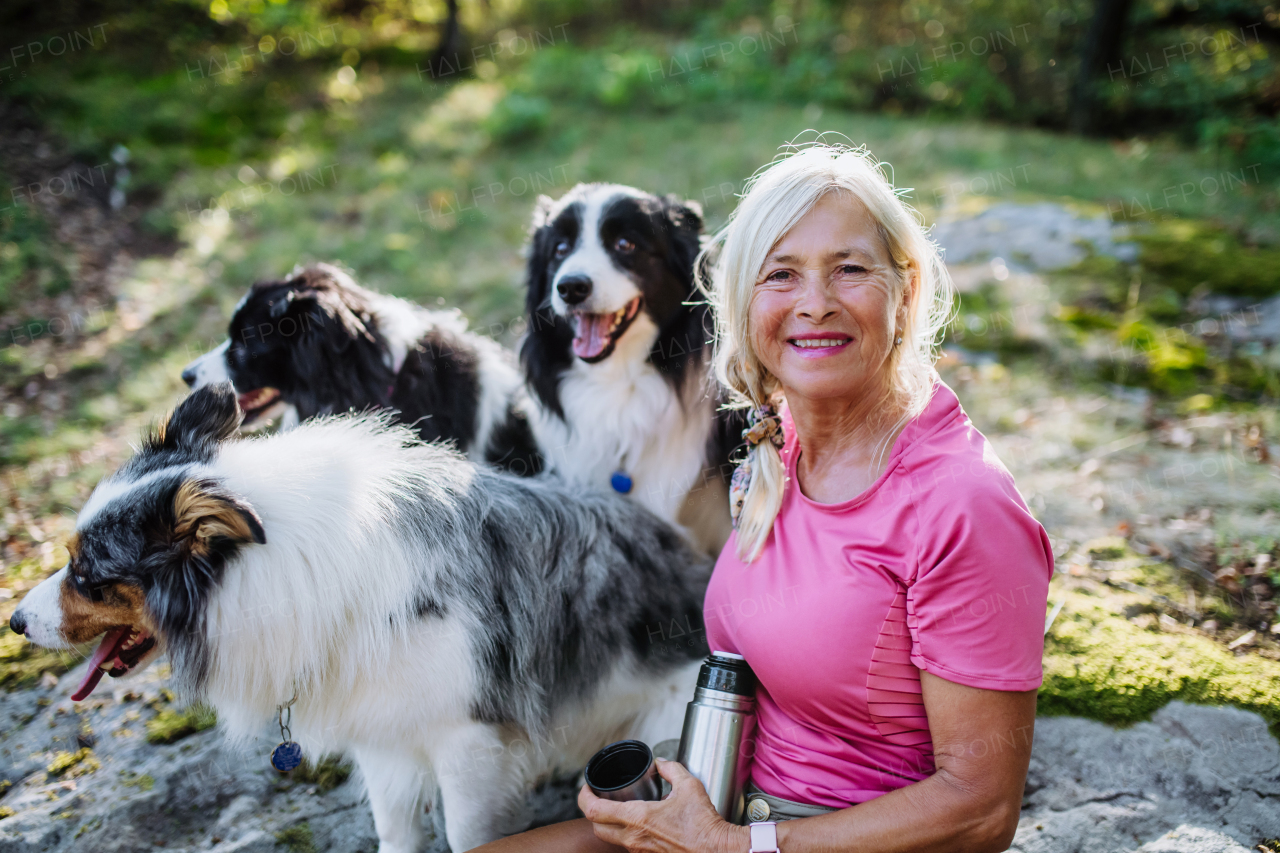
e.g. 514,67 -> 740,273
9,384 -> 710,852
522,183 -> 740,554
181,263 -> 542,476
183,185 -> 742,553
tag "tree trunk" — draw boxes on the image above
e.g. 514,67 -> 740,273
1069,0 -> 1135,134
427,0 -> 465,83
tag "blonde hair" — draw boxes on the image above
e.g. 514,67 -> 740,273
700,140 -> 955,562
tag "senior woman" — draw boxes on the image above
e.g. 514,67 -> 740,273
476,143 -> 1053,853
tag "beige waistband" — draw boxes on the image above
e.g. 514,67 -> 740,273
739,781 -> 840,824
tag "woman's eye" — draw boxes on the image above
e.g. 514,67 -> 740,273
554,240 -> 571,259
838,264 -> 867,275
765,270 -> 791,282
613,237 -> 635,254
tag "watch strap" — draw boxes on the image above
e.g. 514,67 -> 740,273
749,821 -> 779,852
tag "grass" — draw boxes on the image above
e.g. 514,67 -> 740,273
291,755 -> 353,793
275,822 -> 317,853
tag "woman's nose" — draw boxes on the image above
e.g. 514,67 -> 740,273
793,275 -> 838,320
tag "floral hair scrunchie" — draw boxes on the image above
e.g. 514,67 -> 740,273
729,404 -> 785,528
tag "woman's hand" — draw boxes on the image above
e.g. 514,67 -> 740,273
578,758 -> 750,853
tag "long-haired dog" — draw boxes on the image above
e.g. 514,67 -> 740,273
522,183 -> 742,554
181,263 -> 542,476
9,384 -> 711,852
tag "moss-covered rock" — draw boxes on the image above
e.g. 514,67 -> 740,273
145,704 -> 217,745
291,755 -> 353,793
1136,219 -> 1280,298
1040,586 -> 1280,738
275,822 -> 317,853
47,748 -> 99,778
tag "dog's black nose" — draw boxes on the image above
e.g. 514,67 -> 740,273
556,276 -> 593,306
181,366 -> 198,387
9,611 -> 26,636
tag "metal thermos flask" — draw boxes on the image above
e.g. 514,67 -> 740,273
676,652 -> 757,823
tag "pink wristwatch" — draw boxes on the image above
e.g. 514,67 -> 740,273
749,821 -> 779,852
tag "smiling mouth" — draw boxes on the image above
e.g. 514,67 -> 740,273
236,387 -> 283,423
72,627 -> 157,701
788,337 -> 852,349
571,296 -> 643,362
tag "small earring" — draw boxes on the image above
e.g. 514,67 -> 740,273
894,334 -> 903,346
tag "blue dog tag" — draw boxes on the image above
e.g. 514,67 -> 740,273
610,471 -> 632,494
272,741 -> 303,772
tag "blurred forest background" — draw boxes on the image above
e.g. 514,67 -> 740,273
3,0 -> 1280,820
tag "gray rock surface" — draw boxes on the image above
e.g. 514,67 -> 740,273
932,202 -> 1140,271
1013,701 -> 1280,853
2,654 -> 1277,853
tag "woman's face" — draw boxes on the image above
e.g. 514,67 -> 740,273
749,192 -> 907,406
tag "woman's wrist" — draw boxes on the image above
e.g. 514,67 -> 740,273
718,821 -> 751,852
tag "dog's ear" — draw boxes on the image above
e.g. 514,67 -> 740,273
661,195 -> 706,285
529,194 -> 556,230
662,195 -> 704,237
269,290 -> 297,319
153,384 -> 242,451
172,478 -> 267,553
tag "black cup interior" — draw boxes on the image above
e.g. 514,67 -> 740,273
585,741 -> 652,792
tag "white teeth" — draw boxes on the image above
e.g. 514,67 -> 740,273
791,338 -> 850,348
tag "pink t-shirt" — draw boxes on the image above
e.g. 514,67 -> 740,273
703,381 -> 1053,808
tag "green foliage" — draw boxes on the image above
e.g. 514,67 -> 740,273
275,822 -> 317,853
145,704 -> 217,745
0,191 -> 73,313
485,92 -> 552,145
1040,587 -> 1280,738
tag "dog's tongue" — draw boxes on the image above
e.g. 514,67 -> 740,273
572,313 -> 611,360
71,627 -> 129,701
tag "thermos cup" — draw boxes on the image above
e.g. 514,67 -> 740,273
584,739 -> 661,802
676,651 -> 757,823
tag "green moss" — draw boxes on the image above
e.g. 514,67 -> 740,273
0,807 -> 14,820
145,704 -> 217,745
1085,537 -> 1128,561
119,770 -> 155,791
0,626 -> 82,690
74,817 -> 103,839
1136,219 -> 1280,298
47,749 -> 99,778
275,822 -> 317,853
292,755 -> 353,793
1039,588 -> 1280,738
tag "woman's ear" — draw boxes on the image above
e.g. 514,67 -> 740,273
898,266 -> 918,325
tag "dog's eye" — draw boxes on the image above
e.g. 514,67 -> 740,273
614,237 -> 635,254
553,240 -> 571,259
